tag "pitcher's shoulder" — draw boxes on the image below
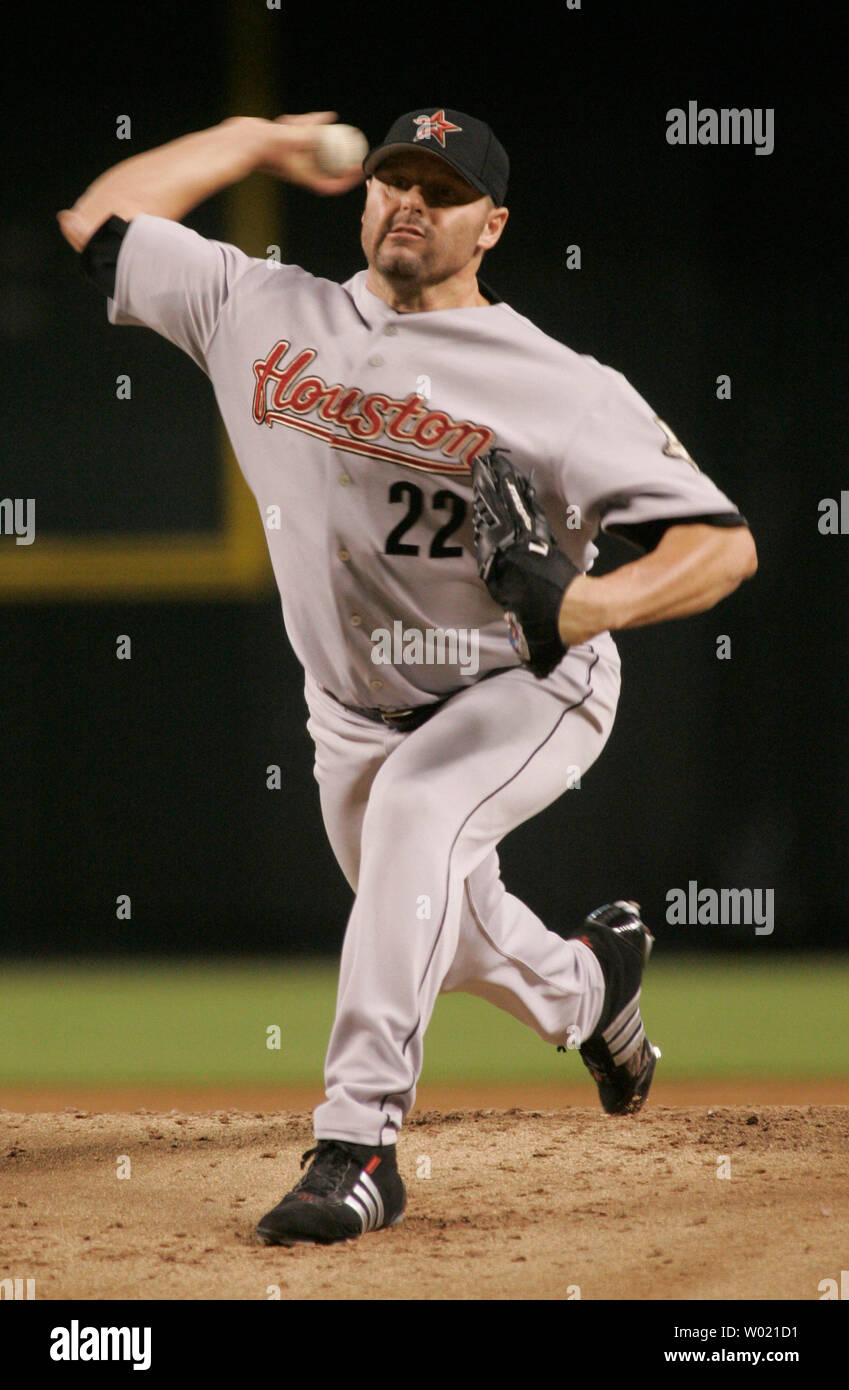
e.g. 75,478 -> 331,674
495,303 -> 626,391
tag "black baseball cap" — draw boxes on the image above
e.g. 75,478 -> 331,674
363,108 -> 509,205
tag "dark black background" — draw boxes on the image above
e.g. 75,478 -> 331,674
1,1 -> 844,955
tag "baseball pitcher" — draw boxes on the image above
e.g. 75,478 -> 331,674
58,107 -> 757,1247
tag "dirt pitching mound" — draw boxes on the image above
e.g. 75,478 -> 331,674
2,1106 -> 847,1300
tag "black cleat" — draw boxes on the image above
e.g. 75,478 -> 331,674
562,900 -> 661,1116
256,1139 -> 406,1247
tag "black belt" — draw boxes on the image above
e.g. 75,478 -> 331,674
321,666 -> 515,733
322,687 -> 455,732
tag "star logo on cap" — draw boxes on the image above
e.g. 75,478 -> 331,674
412,110 -> 463,148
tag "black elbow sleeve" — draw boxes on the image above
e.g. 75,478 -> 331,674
79,215 -> 130,297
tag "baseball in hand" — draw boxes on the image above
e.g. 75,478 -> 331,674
313,124 -> 369,176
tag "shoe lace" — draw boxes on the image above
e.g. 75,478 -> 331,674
294,1141 -> 361,1199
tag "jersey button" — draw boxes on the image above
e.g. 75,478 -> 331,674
338,548 -> 350,562
338,474 -> 352,485
368,353 -> 384,367
350,614 -> 362,627
383,324 -> 398,336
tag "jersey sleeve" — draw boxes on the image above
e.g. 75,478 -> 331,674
562,370 -> 749,551
94,213 -> 256,373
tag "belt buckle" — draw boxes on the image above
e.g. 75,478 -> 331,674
381,707 -> 413,725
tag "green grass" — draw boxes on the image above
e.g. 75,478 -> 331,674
0,957 -> 847,1085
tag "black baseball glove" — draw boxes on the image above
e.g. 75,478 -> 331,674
472,448 -> 579,679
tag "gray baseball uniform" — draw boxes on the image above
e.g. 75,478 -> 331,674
87,212 -> 747,1143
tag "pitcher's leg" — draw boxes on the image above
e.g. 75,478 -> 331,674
442,849 -> 606,1045
314,648 -> 619,1145
304,673 -> 400,890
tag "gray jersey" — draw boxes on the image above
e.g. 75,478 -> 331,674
106,214 -> 745,707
